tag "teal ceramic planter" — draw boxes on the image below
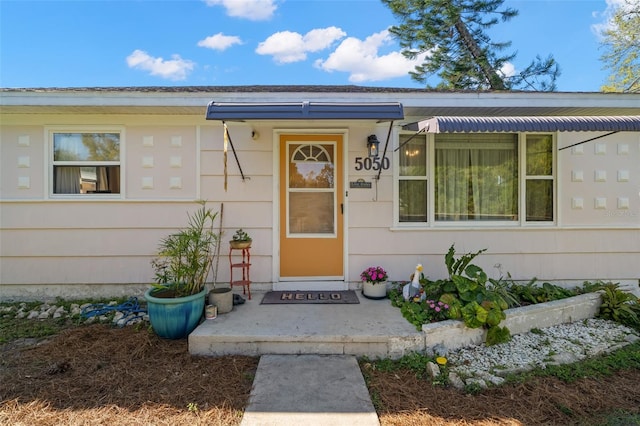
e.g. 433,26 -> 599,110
145,287 -> 206,339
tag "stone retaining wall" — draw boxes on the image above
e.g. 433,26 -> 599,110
422,292 -> 602,350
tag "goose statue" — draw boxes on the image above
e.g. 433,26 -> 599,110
403,264 -> 424,301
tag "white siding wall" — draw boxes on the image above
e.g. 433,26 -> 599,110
199,123 -> 274,286
345,128 -> 639,286
1,113 -> 638,300
558,131 -> 639,227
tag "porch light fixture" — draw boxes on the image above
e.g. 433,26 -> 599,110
367,135 -> 380,158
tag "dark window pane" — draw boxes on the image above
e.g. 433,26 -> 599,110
526,135 -> 553,176
399,136 -> 426,176
526,180 -> 553,221
53,166 -> 120,194
399,180 -> 427,222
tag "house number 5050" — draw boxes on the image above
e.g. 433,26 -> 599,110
354,156 -> 390,171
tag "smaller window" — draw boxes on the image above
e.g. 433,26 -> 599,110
52,132 -> 121,195
398,135 -> 428,222
525,135 -> 554,222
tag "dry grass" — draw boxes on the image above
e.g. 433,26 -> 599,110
0,324 -> 258,426
2,323 -> 639,425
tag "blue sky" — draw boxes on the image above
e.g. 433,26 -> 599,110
0,0 -> 627,91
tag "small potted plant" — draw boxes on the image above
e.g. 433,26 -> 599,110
229,228 -> 252,249
361,266 -> 389,299
145,201 -> 219,339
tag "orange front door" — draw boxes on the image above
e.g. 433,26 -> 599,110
279,134 -> 344,279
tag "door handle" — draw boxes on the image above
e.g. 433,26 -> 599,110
341,203 -> 344,214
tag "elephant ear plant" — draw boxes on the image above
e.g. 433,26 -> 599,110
390,244 -> 515,345
151,201 -> 219,298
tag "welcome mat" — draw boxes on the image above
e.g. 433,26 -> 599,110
260,290 -> 360,305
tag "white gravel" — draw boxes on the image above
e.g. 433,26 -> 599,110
441,318 -> 640,388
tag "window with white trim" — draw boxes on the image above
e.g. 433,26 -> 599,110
396,132 -> 554,225
51,132 -> 121,195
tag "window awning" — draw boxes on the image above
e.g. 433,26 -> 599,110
206,101 -> 404,121
403,115 -> 640,133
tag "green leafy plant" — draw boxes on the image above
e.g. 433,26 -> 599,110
398,297 -> 432,330
439,245 -> 511,341
509,278 -> 580,305
486,325 -> 511,346
596,282 -> 640,330
389,246 -> 610,345
486,275 -> 521,309
231,228 -> 251,242
390,245 -> 512,343
151,201 -> 219,298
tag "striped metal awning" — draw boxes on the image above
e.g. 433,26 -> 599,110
206,101 -> 404,187
403,115 -> 640,133
206,101 -> 404,121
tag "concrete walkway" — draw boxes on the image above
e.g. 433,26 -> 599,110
240,354 -> 379,426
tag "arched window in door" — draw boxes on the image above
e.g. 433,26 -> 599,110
287,143 -> 336,235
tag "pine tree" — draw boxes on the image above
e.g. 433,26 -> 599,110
382,0 -> 560,91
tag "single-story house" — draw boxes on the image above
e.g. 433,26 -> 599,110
1,86 -> 638,300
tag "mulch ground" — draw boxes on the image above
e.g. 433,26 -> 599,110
365,364 -> 640,426
0,324 -> 258,426
1,324 -> 639,426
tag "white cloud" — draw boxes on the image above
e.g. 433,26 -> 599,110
204,0 -> 277,21
256,27 -> 346,64
303,27 -> 347,51
126,50 -> 195,81
591,0 -> 638,37
315,30 -> 429,83
499,62 -> 516,78
197,33 -> 243,51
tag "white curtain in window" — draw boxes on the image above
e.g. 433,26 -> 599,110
436,138 -> 517,221
54,167 -> 81,194
96,167 -> 108,191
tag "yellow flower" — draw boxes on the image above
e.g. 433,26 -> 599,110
436,356 -> 447,366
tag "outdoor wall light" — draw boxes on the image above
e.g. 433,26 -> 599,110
367,135 -> 380,158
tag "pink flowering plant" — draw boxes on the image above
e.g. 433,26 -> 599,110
424,299 -> 450,322
361,266 -> 388,284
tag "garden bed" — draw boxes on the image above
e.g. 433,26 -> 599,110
422,292 -> 602,350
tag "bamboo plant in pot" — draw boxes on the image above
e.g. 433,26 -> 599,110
145,201 -> 219,339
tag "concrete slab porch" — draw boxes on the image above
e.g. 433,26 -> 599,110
188,290 -> 424,359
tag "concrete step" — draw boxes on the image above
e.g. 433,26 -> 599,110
189,291 -> 424,359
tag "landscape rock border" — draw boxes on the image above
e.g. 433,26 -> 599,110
1,300 -> 148,327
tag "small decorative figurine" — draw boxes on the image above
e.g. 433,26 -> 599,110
403,264 -> 424,301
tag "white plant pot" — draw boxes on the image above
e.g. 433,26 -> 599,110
362,281 -> 388,299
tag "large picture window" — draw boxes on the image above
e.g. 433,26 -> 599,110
51,132 -> 121,195
396,132 -> 554,225
435,134 -> 518,221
